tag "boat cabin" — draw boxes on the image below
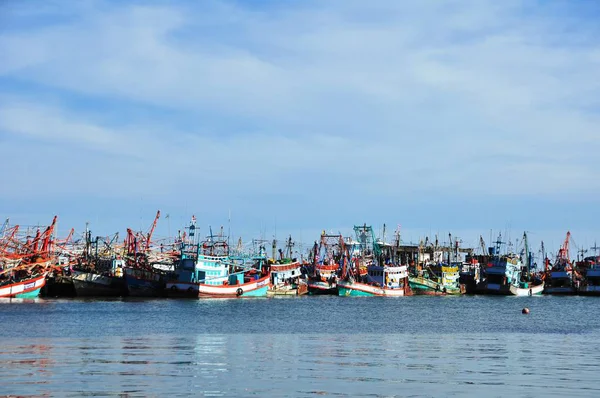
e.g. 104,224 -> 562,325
366,265 -> 407,289
270,260 -> 301,286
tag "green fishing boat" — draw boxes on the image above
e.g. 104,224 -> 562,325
409,263 -> 461,295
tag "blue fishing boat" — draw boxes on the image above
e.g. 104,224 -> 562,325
578,251 -> 600,295
482,232 -> 544,296
124,264 -> 171,297
166,221 -> 270,298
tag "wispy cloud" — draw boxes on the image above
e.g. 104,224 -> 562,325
1,0 -> 599,245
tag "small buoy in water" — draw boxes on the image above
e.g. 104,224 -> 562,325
522,307 -> 530,314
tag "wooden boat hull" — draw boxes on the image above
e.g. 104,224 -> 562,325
409,276 -> 462,295
267,282 -> 308,297
578,286 -> 600,296
337,280 -> 409,297
544,286 -> 577,295
72,271 -> 127,297
167,275 -> 270,298
307,280 -> 338,295
481,282 -> 512,295
0,273 -> 47,298
124,268 -> 166,297
459,273 -> 479,294
509,283 -> 544,296
41,274 -> 76,297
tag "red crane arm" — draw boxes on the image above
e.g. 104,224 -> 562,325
145,210 -> 161,251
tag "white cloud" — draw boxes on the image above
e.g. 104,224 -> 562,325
1,0 -> 599,243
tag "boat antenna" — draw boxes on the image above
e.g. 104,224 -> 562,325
592,241 -> 599,256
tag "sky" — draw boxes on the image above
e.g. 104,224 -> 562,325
1,0 -> 599,259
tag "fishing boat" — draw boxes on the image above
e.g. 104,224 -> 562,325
578,246 -> 600,295
0,217 -> 57,298
482,232 -> 544,296
167,256 -> 270,298
306,232 -> 344,295
337,225 -> 411,297
459,256 -> 482,294
41,257 -> 76,298
0,262 -> 49,298
71,229 -> 128,297
72,258 -> 127,297
124,264 -> 170,297
268,260 -> 308,296
543,232 -> 579,295
338,265 -> 410,297
121,212 -> 175,297
410,263 -> 461,295
267,236 -> 307,297
410,234 -> 462,295
166,221 -> 270,298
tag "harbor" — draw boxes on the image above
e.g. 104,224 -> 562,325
2,214 -> 598,300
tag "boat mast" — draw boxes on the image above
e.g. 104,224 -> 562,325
540,241 -> 547,272
523,231 -> 530,275
448,233 -> 453,265
592,242 -> 599,257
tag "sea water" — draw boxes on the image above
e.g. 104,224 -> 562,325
1,295 -> 599,397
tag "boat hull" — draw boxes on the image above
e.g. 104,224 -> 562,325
167,275 -> 270,298
124,268 -> 166,297
41,274 -> 76,297
268,282 -> 308,297
0,273 -> 47,299
509,283 -> 544,296
337,280 -> 408,297
72,271 -> 127,297
482,282 -> 512,295
544,286 -> 577,295
409,276 -> 462,296
307,280 -> 338,295
578,286 -> 600,296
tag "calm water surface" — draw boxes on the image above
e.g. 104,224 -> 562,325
1,295 -> 599,397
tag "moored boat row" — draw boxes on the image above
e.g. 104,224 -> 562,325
2,215 -> 599,299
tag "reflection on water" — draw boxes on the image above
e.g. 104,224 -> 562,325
2,333 -> 600,397
2,296 -> 600,396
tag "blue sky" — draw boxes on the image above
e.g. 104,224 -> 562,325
1,0 -> 599,258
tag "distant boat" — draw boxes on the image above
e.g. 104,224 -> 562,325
124,265 -> 169,297
338,265 -> 410,297
543,268 -> 577,295
121,211 -> 171,297
579,255 -> 600,296
268,259 -> 307,297
166,222 -> 270,298
306,232 -> 345,295
482,232 -> 543,296
0,269 -> 48,298
167,256 -> 270,298
70,228 -> 127,297
266,236 -> 307,297
459,257 -> 482,294
410,263 -> 462,295
544,232 -> 579,295
72,259 -> 128,297
0,217 -> 56,298
337,224 -> 411,297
